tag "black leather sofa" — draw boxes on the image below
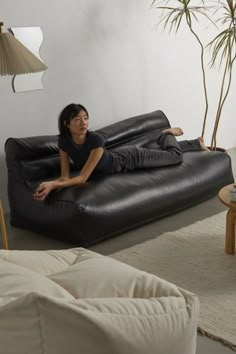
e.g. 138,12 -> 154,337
5,110 -> 234,246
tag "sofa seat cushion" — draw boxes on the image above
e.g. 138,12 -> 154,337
0,248 -> 199,354
0,293 -> 197,354
35,150 -> 232,246
48,250 -> 183,299
0,248 -> 81,275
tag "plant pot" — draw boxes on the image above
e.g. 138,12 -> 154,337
207,146 -> 227,153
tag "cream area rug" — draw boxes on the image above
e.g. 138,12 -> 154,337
111,211 -> 236,350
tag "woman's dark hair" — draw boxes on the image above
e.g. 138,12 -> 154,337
58,103 -> 89,136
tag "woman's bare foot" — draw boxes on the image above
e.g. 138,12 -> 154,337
162,127 -> 184,136
198,137 -> 210,151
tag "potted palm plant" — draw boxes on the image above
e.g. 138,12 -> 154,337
208,0 -> 236,149
151,0 -> 236,150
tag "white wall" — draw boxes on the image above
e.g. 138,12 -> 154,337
1,0 -> 235,211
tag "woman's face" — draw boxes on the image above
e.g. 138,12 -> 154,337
66,110 -> 89,136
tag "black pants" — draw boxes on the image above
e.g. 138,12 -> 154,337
110,132 -> 201,173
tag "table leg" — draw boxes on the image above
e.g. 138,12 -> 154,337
0,200 -> 8,250
225,209 -> 236,255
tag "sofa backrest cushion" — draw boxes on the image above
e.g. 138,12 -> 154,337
97,110 -> 169,148
5,135 -> 59,161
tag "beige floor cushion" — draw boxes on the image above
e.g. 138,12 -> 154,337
0,248 -> 199,354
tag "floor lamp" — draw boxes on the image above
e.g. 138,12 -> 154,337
0,21 -> 47,249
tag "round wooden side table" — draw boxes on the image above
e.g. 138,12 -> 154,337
218,183 -> 236,255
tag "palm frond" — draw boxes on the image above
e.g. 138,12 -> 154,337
160,9 -> 184,32
171,11 -> 185,32
189,7 -> 218,27
154,6 -> 186,32
208,0 -> 236,68
152,0 -> 215,31
209,27 -> 236,69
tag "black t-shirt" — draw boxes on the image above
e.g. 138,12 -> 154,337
58,131 -> 113,172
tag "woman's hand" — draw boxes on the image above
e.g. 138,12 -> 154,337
33,181 -> 57,201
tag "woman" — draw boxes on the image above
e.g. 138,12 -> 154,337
33,103 -> 209,200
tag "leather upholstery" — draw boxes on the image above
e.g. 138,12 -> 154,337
5,110 -> 234,245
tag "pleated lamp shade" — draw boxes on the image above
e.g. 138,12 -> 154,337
0,22 -> 47,76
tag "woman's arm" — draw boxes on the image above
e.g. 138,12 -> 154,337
33,147 -> 104,200
33,149 -> 70,200
58,149 -> 70,181
57,147 -> 104,187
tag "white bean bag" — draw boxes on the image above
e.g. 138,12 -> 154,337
0,248 -> 199,354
